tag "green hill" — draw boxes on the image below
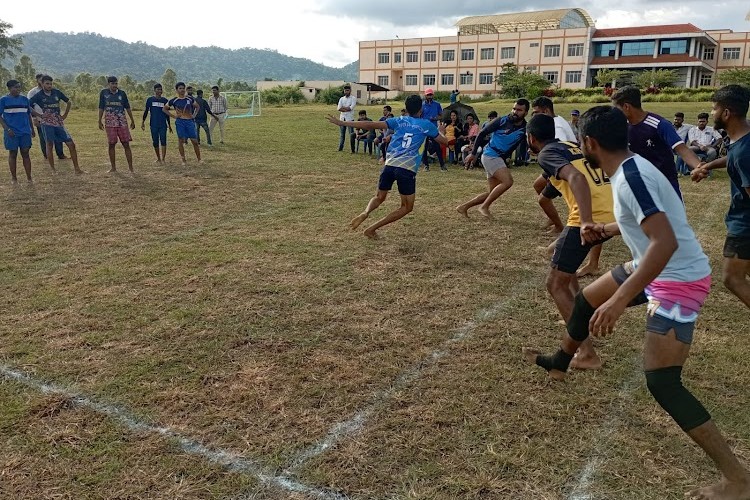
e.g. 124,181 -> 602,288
5,31 -> 359,84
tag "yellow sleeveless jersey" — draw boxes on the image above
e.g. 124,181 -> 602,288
538,140 -> 615,227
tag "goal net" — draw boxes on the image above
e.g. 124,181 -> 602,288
222,91 -> 262,119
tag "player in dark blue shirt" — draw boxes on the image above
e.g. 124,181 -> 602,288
164,82 -> 201,166
0,80 -> 35,183
693,85 -> 750,310
141,83 -> 172,164
194,89 -> 216,147
611,86 -> 701,196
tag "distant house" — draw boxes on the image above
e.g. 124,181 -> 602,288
255,80 -> 382,104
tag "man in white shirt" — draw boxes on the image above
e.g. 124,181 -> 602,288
208,86 -> 228,144
687,112 -> 721,162
337,84 -> 357,153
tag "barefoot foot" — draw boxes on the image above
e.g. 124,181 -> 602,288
363,227 -> 380,240
522,348 -> 567,381
350,212 -> 369,230
107,168 -> 116,173
576,263 -> 600,278
686,476 -> 750,500
478,206 -> 493,219
569,352 -> 603,370
456,205 -> 469,218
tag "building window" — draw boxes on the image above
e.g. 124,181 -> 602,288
442,50 -> 455,62
460,73 -> 473,85
461,48 -> 475,61
621,41 -> 655,56
406,51 -> 418,63
479,73 -> 494,85
405,74 -> 417,86
423,74 -> 436,86
565,71 -> 582,84
525,65 -> 538,73
567,43 -> 584,57
424,50 -> 436,62
594,42 -> 617,57
394,52 -> 402,63
723,47 -> 741,60
542,71 -> 559,83
530,42 -> 540,48
501,46 -> 516,59
480,47 -> 495,60
377,52 -> 390,64
378,76 -> 389,87
700,73 -> 712,86
441,74 -> 454,86
660,39 -> 687,55
544,45 -> 561,58
702,47 -> 714,60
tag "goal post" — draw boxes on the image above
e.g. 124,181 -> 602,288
221,91 -> 262,119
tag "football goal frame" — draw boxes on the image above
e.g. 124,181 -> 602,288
221,91 -> 262,119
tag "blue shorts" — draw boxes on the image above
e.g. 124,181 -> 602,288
41,125 -> 71,144
150,125 -> 167,147
176,118 -> 197,140
378,165 -> 416,196
4,132 -> 32,151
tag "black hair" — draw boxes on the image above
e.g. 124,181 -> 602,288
611,86 -> 642,109
383,105 -> 392,112
41,75 -> 53,83
488,111 -> 498,119
358,109 -> 367,115
197,89 -> 203,96
6,79 -> 20,89
107,75 -> 118,83
527,114 -> 556,143
674,112 -> 684,118
531,96 -> 554,113
579,105 -> 629,152
343,84 -> 351,90
516,98 -> 530,112
35,73 -> 44,80
405,95 -> 422,116
697,112 -> 709,120
211,85 -> 219,90
175,82 -> 186,89
153,83 -> 163,90
712,85 -> 750,117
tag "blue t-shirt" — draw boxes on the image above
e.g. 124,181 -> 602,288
611,154 -> 710,282
725,132 -> 750,237
0,94 -> 32,135
627,112 -> 684,194
421,100 -> 443,124
143,96 -> 170,128
168,96 -> 196,120
475,114 -> 526,159
384,116 -> 439,173
29,89 -> 69,127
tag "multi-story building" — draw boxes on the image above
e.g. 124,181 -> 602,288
358,8 -> 750,96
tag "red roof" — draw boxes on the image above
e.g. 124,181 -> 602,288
590,54 -> 703,65
593,24 -> 703,38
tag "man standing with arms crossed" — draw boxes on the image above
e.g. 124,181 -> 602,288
98,76 -> 136,173
337,84 -> 356,153
208,86 -> 227,144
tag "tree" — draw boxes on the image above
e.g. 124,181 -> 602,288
13,55 -> 35,90
632,69 -> 679,89
119,74 -> 137,93
495,63 -> 551,99
0,20 -> 23,60
161,68 -> 176,92
96,75 -> 108,88
719,68 -> 750,88
594,68 -> 630,87
75,72 -> 94,92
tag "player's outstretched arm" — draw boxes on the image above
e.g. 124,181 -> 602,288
326,115 -> 386,130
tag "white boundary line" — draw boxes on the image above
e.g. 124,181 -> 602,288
283,277 -> 541,474
0,364 -> 347,500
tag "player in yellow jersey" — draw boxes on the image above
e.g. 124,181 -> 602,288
525,113 -> 615,371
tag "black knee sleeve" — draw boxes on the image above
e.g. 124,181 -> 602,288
645,366 -> 711,432
566,292 -> 596,342
535,349 -> 574,373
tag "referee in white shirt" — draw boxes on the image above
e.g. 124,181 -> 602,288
208,86 -> 228,144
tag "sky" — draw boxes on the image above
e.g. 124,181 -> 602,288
4,1 -> 750,68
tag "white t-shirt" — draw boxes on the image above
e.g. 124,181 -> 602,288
337,94 -> 357,121
687,125 -> 721,147
611,154 -> 710,282
553,115 -> 577,142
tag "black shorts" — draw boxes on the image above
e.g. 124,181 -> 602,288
378,165 -> 416,196
723,234 -> 750,260
541,180 -> 562,199
611,261 -> 649,307
550,226 -> 606,274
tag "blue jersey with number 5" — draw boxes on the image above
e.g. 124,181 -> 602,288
384,116 -> 439,173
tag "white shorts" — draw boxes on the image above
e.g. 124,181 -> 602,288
482,154 -> 507,178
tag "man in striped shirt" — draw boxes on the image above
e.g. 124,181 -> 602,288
208,86 -> 228,144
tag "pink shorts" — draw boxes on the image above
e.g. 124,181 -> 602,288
106,126 -> 132,145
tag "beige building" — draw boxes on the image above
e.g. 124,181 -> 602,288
358,8 -> 750,96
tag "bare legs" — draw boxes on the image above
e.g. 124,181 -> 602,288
722,257 -> 750,307
107,142 -> 132,172
8,148 -> 32,183
577,244 -> 603,278
350,189 -> 415,239
48,140 -> 83,174
456,167 -> 513,219
178,138 -> 202,165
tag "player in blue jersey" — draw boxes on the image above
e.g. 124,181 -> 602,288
524,106 -> 750,500
164,82 -> 201,166
326,94 -> 448,239
457,99 -> 529,219
141,83 -> 172,164
29,75 -> 83,175
611,86 -> 701,196
0,80 -> 35,183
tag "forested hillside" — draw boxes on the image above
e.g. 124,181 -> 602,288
4,31 -> 358,83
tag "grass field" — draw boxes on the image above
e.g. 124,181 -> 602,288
0,100 -> 748,500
